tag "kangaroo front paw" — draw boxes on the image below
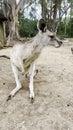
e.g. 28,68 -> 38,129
7,94 -> 12,101
30,97 -> 34,104
30,92 -> 34,103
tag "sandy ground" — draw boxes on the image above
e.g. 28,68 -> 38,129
0,41 -> 73,130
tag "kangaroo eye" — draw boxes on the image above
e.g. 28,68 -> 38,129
49,35 -> 54,39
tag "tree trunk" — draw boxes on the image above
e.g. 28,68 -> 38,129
0,22 -> 6,48
41,0 -> 44,18
52,0 -> 59,32
70,2 -> 72,37
7,15 -> 19,45
51,0 -> 62,32
5,0 -> 24,45
39,0 -> 47,19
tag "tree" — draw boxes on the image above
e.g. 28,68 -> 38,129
19,18 -> 38,37
3,0 -> 73,45
39,0 -> 73,34
69,2 -> 73,37
4,0 -> 24,44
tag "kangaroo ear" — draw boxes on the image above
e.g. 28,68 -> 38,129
37,19 -> 46,32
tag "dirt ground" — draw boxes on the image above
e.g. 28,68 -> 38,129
0,40 -> 73,130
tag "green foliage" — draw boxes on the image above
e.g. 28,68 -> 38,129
67,0 -> 73,3
58,18 -> 73,38
18,18 -> 38,37
18,8 -> 73,38
67,18 -> 73,37
70,11 -> 73,16
57,22 -> 65,37
18,16 -> 73,38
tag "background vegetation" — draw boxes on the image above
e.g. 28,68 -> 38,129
18,0 -> 73,38
18,17 -> 73,38
0,0 -> 73,44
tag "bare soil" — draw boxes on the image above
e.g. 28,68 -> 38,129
0,41 -> 73,130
